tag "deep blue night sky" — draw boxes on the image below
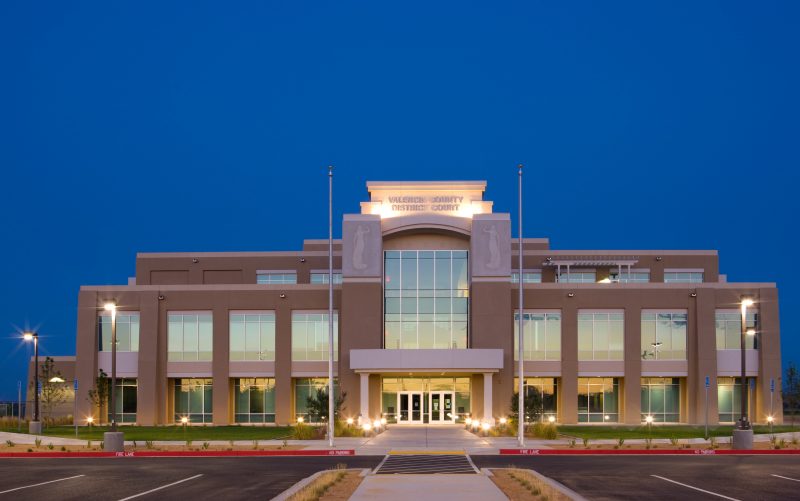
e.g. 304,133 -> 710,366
1,2 -> 798,400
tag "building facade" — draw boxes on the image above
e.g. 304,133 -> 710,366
67,180 -> 782,426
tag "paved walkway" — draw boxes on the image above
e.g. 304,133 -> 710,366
350,474 -> 507,501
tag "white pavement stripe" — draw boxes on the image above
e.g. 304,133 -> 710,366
117,474 -> 203,501
651,475 -> 741,501
0,475 -> 85,495
772,474 -> 800,483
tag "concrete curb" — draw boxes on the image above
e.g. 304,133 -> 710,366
271,468 -> 368,501
499,448 -> 800,455
0,449 -> 355,458
523,468 -> 588,501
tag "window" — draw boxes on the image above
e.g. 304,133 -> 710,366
98,312 -> 140,352
557,271 -> 596,283
609,270 -> 650,283
664,271 -> 704,283
310,272 -> 343,284
234,378 -> 275,423
715,310 -> 758,350
256,272 -> 297,284
515,377 -> 558,422
291,312 -> 338,361
641,312 -> 687,360
717,377 -> 755,423
578,311 -> 624,360
384,250 -> 469,350
641,377 -> 681,423
173,378 -> 212,423
514,312 -> 561,361
294,378 -> 340,422
511,271 -> 542,283
230,312 -> 275,361
578,377 -> 619,422
108,378 -> 137,423
168,313 -> 213,361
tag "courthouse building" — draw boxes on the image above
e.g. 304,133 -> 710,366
67,180 -> 783,426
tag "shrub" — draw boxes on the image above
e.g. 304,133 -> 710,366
669,437 -> 679,447
252,440 -> 259,450
99,441 -> 104,449
145,440 -> 154,449
185,440 -> 192,449
645,438 -> 653,450
5,440 -> 14,447
229,440 -> 235,449
47,443 -> 54,450
708,437 -> 717,449
34,438 -> 42,448
86,440 -> 92,449
617,438 -> 625,447
582,438 -> 589,449
202,442 -> 210,450
530,422 -> 558,440
60,446 -> 66,452
779,439 -> 787,449
568,439 -> 576,448
27,448 -> 33,453
792,434 -> 798,446
291,423 -> 317,440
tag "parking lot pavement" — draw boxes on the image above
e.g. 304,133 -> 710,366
472,455 -> 800,501
0,456 -> 383,500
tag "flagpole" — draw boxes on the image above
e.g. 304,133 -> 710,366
518,164 -> 525,447
328,165 -> 335,448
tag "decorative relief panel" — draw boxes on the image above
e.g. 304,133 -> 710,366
471,215 -> 511,278
342,215 -> 382,277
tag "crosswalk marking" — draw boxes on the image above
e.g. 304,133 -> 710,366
375,454 -> 477,474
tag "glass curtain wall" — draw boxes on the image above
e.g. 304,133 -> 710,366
715,311 -> 758,350
99,312 -> 140,352
718,377 -> 756,423
108,378 -> 137,423
230,312 -> 275,361
234,378 -> 276,423
294,378 -> 340,421
384,250 -> 469,349
291,313 -> 338,361
514,378 -> 559,422
577,377 -> 620,422
173,378 -> 213,423
514,312 -> 561,360
641,312 -> 687,360
578,312 -> 624,360
640,377 -> 681,422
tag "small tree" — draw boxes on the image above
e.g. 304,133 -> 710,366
510,389 -> 543,425
783,362 -> 800,428
36,357 -> 68,423
305,386 -> 347,423
87,369 -> 110,424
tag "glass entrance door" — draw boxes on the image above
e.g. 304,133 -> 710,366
397,392 -> 423,424
429,391 -> 455,423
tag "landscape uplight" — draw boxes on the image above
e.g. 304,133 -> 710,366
548,416 -> 556,424
380,417 -> 387,426
372,419 -> 381,429
181,416 -> 189,425
346,417 -> 354,426
86,416 -> 94,425
499,417 -> 507,425
296,416 -> 304,424
645,415 -> 654,424
465,417 -> 473,426
481,422 -> 491,432
362,422 -> 372,432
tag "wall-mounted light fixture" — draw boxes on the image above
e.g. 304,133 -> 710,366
279,293 -> 286,299
690,292 -> 697,298
655,256 -> 662,262
300,258 -> 306,263
567,292 -> 575,298
158,294 -> 165,301
192,258 -> 199,264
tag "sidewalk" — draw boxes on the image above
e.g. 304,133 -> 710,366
350,474 -> 506,501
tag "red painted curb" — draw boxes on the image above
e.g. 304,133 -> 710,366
0,450 -> 355,458
500,448 -> 800,455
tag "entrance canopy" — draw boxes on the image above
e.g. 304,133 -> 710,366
349,349 -> 503,373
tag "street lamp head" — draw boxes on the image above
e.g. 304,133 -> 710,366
742,298 -> 755,307
22,332 -> 35,341
746,329 -> 756,336
103,302 -> 117,312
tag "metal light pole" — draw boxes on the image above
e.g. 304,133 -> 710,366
517,164 -> 525,447
739,297 -> 754,431
23,332 -> 41,434
328,165 -> 335,448
103,302 -> 124,451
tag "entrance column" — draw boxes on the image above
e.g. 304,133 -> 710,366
359,373 -> 369,425
483,373 -> 495,425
